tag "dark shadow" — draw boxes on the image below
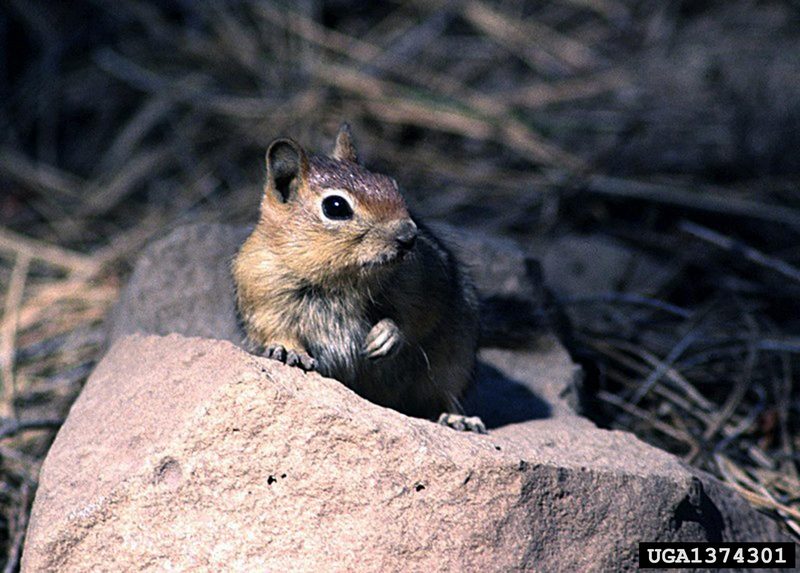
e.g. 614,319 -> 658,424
462,360 -> 552,430
478,296 -> 548,348
672,478 -> 725,542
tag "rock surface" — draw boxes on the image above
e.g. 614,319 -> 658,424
25,222 -> 793,571
538,234 -> 675,299
108,223 -> 250,347
23,335 -> 790,572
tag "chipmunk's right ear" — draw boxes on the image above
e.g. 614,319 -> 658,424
332,122 -> 358,163
265,138 -> 307,203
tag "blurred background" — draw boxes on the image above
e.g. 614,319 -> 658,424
1,0 -> 800,566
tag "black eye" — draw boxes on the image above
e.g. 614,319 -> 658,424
321,195 -> 353,220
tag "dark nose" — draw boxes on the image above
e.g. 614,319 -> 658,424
395,220 -> 418,251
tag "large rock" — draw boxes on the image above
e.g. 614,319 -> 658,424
23,334 -> 790,572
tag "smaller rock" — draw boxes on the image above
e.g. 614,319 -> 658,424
433,223 -> 553,348
540,234 -> 675,299
107,223 -> 250,347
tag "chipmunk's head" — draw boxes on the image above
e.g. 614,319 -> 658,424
258,124 -> 417,285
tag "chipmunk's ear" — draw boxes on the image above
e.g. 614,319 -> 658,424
332,122 -> 358,163
266,138 -> 307,203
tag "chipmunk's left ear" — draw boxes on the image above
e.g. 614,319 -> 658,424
265,138 -> 308,204
332,122 -> 359,163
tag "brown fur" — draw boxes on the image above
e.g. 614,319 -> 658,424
233,125 -> 479,419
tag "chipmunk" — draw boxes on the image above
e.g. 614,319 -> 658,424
233,124 -> 484,432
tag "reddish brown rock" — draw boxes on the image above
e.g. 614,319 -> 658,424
23,334 -> 789,572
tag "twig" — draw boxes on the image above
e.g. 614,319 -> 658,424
502,70 -> 627,109
317,64 -> 582,168
463,0 -> 599,72
680,220 -> 800,284
2,481 -> 31,573
703,340 -> 757,442
585,336 -> 714,411
612,373 -> 702,435
559,0 -> 630,21
366,6 -> 454,76
0,418 -> 63,440
0,147 -> 83,200
598,390 -> 699,449
716,454 -> 800,523
584,176 -> 800,230
710,385 -> 766,458
589,341 -> 712,419
0,227 -> 99,277
758,338 -> 800,353
0,254 -> 30,420
253,2 -> 381,63
79,146 -> 173,217
631,329 -> 699,405
255,4 -> 583,169
95,96 -> 173,175
93,48 -> 176,95
560,293 -> 692,318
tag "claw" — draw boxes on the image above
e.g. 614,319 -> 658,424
265,344 -> 316,372
363,318 -> 402,360
285,350 -> 301,367
267,344 -> 286,362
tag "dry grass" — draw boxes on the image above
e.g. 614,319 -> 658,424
2,0 -> 800,567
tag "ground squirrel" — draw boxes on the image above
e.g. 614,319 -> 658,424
233,124 -> 484,432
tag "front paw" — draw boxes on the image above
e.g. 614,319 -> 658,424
265,344 -> 317,372
363,318 -> 403,360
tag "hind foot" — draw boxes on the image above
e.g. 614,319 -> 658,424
437,413 -> 487,434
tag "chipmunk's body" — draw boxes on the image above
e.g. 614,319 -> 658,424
233,125 -> 480,422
